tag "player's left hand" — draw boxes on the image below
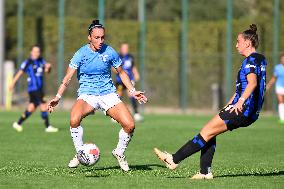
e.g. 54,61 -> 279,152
229,100 -> 243,115
45,63 -> 52,73
47,96 -> 60,113
132,90 -> 148,104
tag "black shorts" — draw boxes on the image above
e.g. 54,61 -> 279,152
115,82 -> 126,92
219,104 -> 256,131
28,90 -> 45,106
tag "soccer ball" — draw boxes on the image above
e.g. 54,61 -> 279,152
77,143 -> 100,166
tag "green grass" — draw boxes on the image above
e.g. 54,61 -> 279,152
0,111 -> 283,189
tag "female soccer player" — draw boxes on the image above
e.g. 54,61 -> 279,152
9,45 -> 58,133
267,53 -> 284,123
47,20 -> 147,171
154,24 -> 267,179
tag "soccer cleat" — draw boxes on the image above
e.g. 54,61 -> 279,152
45,125 -> 59,133
154,148 -> 178,170
134,113 -> 143,122
68,155 -> 80,168
112,149 -> 130,171
190,172 -> 214,180
12,122 -> 23,132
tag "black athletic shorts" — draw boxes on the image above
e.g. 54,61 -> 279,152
28,90 -> 45,106
219,104 -> 256,131
115,82 -> 126,92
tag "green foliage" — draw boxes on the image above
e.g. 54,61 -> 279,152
5,0 -> 284,109
5,15 -> 281,108
6,0 -> 284,21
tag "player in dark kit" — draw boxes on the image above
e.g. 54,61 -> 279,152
115,43 -> 143,122
9,45 -> 58,133
154,24 -> 267,179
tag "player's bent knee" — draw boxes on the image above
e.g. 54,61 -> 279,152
29,109 -> 35,113
40,105 -> 48,111
200,130 -> 215,142
121,120 -> 135,133
124,126 -> 135,134
28,105 -> 36,112
70,115 -> 82,128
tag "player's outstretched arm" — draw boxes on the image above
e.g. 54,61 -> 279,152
132,66 -> 140,82
115,66 -> 147,104
9,70 -> 24,92
266,76 -> 276,91
47,67 -> 76,113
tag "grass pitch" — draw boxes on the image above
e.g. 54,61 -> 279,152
0,111 -> 283,189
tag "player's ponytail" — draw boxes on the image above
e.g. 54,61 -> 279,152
249,24 -> 257,33
88,19 -> 104,35
242,24 -> 259,49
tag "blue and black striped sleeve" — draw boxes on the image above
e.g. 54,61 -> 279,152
20,60 -> 28,72
244,59 -> 258,76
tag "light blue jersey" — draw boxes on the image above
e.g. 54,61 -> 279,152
274,64 -> 284,88
69,44 -> 122,96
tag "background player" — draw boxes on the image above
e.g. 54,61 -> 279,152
47,20 -> 147,171
9,45 -> 58,133
154,24 -> 267,179
267,53 -> 284,123
115,43 -> 143,122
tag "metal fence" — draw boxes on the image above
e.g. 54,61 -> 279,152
1,0 -> 283,111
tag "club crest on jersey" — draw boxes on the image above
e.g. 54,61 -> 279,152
99,54 -> 109,62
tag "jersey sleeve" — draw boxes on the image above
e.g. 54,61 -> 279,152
19,60 -> 28,72
273,65 -> 278,77
41,59 -> 46,67
69,51 -> 81,69
111,50 -> 122,68
244,59 -> 258,75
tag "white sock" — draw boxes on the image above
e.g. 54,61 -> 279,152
279,103 -> 284,120
70,126 -> 83,152
115,129 -> 133,156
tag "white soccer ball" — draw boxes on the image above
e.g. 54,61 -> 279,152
77,143 -> 100,166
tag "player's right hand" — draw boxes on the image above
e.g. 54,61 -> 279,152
45,63 -> 52,73
8,84 -> 14,92
132,90 -> 148,104
47,97 -> 60,113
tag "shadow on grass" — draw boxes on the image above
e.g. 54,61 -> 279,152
166,176 -> 186,179
216,170 -> 284,178
84,164 -> 165,178
166,171 -> 284,179
85,174 -> 110,178
130,164 -> 164,170
93,164 -> 164,171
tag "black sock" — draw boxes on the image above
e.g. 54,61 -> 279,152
18,110 -> 32,125
172,134 -> 206,164
200,137 -> 216,174
41,111 -> 50,128
130,97 -> 138,113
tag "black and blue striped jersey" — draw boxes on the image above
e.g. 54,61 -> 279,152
20,58 -> 46,92
232,52 -> 267,120
116,54 -> 135,84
